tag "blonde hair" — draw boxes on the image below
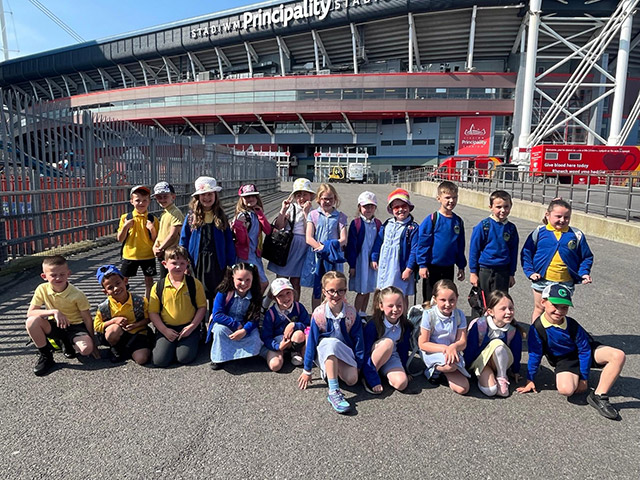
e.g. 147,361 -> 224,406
437,181 -> 458,196
315,183 -> 341,208
164,245 -> 190,262
321,270 -> 347,289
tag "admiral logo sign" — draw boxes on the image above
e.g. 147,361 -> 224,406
457,117 -> 492,156
191,0 -> 382,39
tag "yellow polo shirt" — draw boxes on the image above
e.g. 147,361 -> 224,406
155,203 -> 184,251
148,275 -> 207,326
30,282 -> 90,325
540,313 -> 567,330
544,224 -> 572,282
94,293 -> 149,334
118,210 -> 159,261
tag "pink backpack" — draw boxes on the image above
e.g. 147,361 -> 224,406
312,303 -> 357,332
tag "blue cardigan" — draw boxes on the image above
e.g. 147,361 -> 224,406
209,291 -> 258,338
179,213 -> 235,272
520,226 -> 593,283
370,216 -> 419,272
468,217 -> 519,276
464,318 -> 522,376
345,217 -> 381,268
362,319 -> 411,389
261,302 -> 310,352
416,212 -> 467,269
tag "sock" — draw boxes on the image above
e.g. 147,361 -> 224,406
37,344 -> 53,356
493,344 -> 510,378
328,378 -> 339,393
479,383 -> 498,397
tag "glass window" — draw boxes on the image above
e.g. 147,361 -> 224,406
381,140 -> 392,146
392,139 -> 406,146
412,139 -> 427,145
363,88 -> 384,100
254,91 -> 275,102
234,92 -> 253,103
384,88 -> 407,99
216,93 -> 234,104
342,89 -> 362,100
320,89 -> 341,99
298,90 -> 319,101
275,90 -> 296,101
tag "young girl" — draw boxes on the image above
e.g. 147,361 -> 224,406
362,286 -> 411,394
464,290 -> 522,397
268,178 -> 315,297
346,191 -> 381,317
520,198 -> 593,323
232,183 -> 272,292
301,184 -> 348,309
371,189 -> 419,304
208,263 -> 263,369
419,279 -> 470,395
180,176 -> 235,310
261,277 -> 310,371
298,271 -> 364,415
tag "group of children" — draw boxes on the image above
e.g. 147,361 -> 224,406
24,177 -> 626,420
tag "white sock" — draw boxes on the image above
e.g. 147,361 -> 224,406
493,344 -> 510,379
479,383 -> 497,397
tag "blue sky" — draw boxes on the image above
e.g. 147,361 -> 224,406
3,0 -> 261,59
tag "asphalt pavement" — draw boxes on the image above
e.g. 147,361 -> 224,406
1,182 -> 638,479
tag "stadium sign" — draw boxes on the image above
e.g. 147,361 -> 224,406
191,0 -> 382,39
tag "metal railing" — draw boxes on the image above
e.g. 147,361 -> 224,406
0,89 -> 278,264
393,165 -> 640,222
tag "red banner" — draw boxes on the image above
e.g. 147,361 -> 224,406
457,117 -> 492,156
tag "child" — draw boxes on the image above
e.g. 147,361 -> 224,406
298,271 -> 364,414
148,246 -> 207,367
268,178 -> 315,298
209,263 -> 264,369
180,176 -> 235,310
416,181 -> 467,304
117,185 -> 159,298
232,183 -> 272,292
25,255 -> 98,376
371,188 -> 419,303
464,290 -> 522,397
152,181 -> 184,278
468,190 -> 519,302
517,284 -> 625,420
520,198 -> 593,323
94,264 -> 151,365
362,286 -> 411,394
346,191 -> 381,318
301,183 -> 348,309
261,277 -> 310,372
418,279 -> 470,395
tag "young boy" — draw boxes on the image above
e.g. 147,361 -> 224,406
468,190 -> 519,304
25,255 -> 98,376
416,181 -> 467,303
148,246 -> 207,367
94,264 -> 151,365
117,185 -> 159,298
517,284 -> 626,420
151,181 -> 184,278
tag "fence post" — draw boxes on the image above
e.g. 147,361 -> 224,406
85,112 -> 97,240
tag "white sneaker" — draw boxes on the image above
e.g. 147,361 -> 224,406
291,353 -> 303,367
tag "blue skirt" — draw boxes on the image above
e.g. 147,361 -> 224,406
210,323 -> 263,363
267,233 -> 308,277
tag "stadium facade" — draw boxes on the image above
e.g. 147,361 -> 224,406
1,0 -> 639,178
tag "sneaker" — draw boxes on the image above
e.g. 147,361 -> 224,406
497,377 -> 510,397
361,377 -> 380,395
61,340 -> 76,359
34,352 -> 55,376
110,346 -> 124,363
327,389 -> 352,414
587,390 -> 620,420
291,353 -> 303,367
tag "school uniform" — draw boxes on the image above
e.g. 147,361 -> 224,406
31,282 -> 91,342
118,210 -> 160,277
155,203 -> 184,277
261,302 -> 310,352
267,204 -> 309,277
346,216 -> 379,294
233,210 -> 271,283
94,293 -> 151,355
362,318 -> 411,389
420,306 -> 470,379
464,315 -> 522,377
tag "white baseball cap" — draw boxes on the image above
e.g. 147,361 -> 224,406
192,176 -> 222,196
358,191 -> 377,207
271,277 -> 294,296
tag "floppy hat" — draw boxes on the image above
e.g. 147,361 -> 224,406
292,178 -> 315,194
358,191 -> 377,207
386,188 -> 415,214
542,283 -> 573,306
192,176 -> 222,196
238,184 -> 260,197
271,277 -> 294,296
152,181 -> 175,196
130,185 -> 150,196
96,264 -> 124,285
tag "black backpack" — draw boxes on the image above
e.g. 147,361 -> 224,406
120,211 -> 156,255
155,274 -> 198,312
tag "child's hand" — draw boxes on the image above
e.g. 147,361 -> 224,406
253,206 -> 263,214
281,197 -> 291,214
122,218 -> 135,231
163,327 -> 179,342
153,245 -> 164,258
516,380 -> 537,394
283,322 -> 295,339
419,267 -> 429,279
509,276 -> 516,288
146,220 -> 156,234
313,243 -> 324,252
401,267 -> 413,281
302,201 -> 312,215
178,324 -> 197,341
529,273 -> 541,281
54,310 -> 70,329
371,261 -> 378,270
298,372 -> 312,390
229,328 -> 247,341
469,273 -> 478,286
443,344 -> 459,365
457,268 -> 465,281
581,274 -> 592,284
279,338 -> 292,351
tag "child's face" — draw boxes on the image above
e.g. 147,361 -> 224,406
380,293 -> 403,323
323,278 -> 347,309
155,193 -> 176,209
437,190 -> 458,214
293,191 -> 312,205
359,204 -> 376,219
41,264 -> 70,292
318,191 -> 336,211
487,296 -> 514,328
434,288 -> 458,316
102,275 -> 129,303
163,257 -> 189,278
130,193 -> 150,213
275,288 -> 294,310
546,206 -> 571,230
198,192 -> 216,210
541,298 -> 570,323
490,198 -> 512,221
233,269 -> 253,296
242,195 -> 258,209
389,199 -> 410,221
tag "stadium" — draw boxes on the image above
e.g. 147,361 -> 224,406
1,0 -> 640,179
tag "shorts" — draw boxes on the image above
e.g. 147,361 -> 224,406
47,320 -> 89,343
96,330 -> 152,354
552,340 -> 605,376
531,278 -> 574,294
121,258 -> 157,277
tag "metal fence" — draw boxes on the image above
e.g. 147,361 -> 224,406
0,89 -> 278,264
393,165 -> 640,222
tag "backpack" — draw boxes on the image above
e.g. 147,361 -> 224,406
530,224 -> 583,247
119,211 -> 156,255
267,302 -> 302,324
532,316 -> 582,364
155,275 -> 199,313
428,211 -> 463,237
353,217 -> 382,235
312,303 -> 357,332
479,218 -> 516,249
422,307 -> 464,332
467,315 -> 516,347
98,293 -> 146,324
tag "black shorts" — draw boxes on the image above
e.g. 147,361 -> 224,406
553,340 -> 605,376
47,320 -> 89,343
96,330 -> 152,354
121,258 -> 157,277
